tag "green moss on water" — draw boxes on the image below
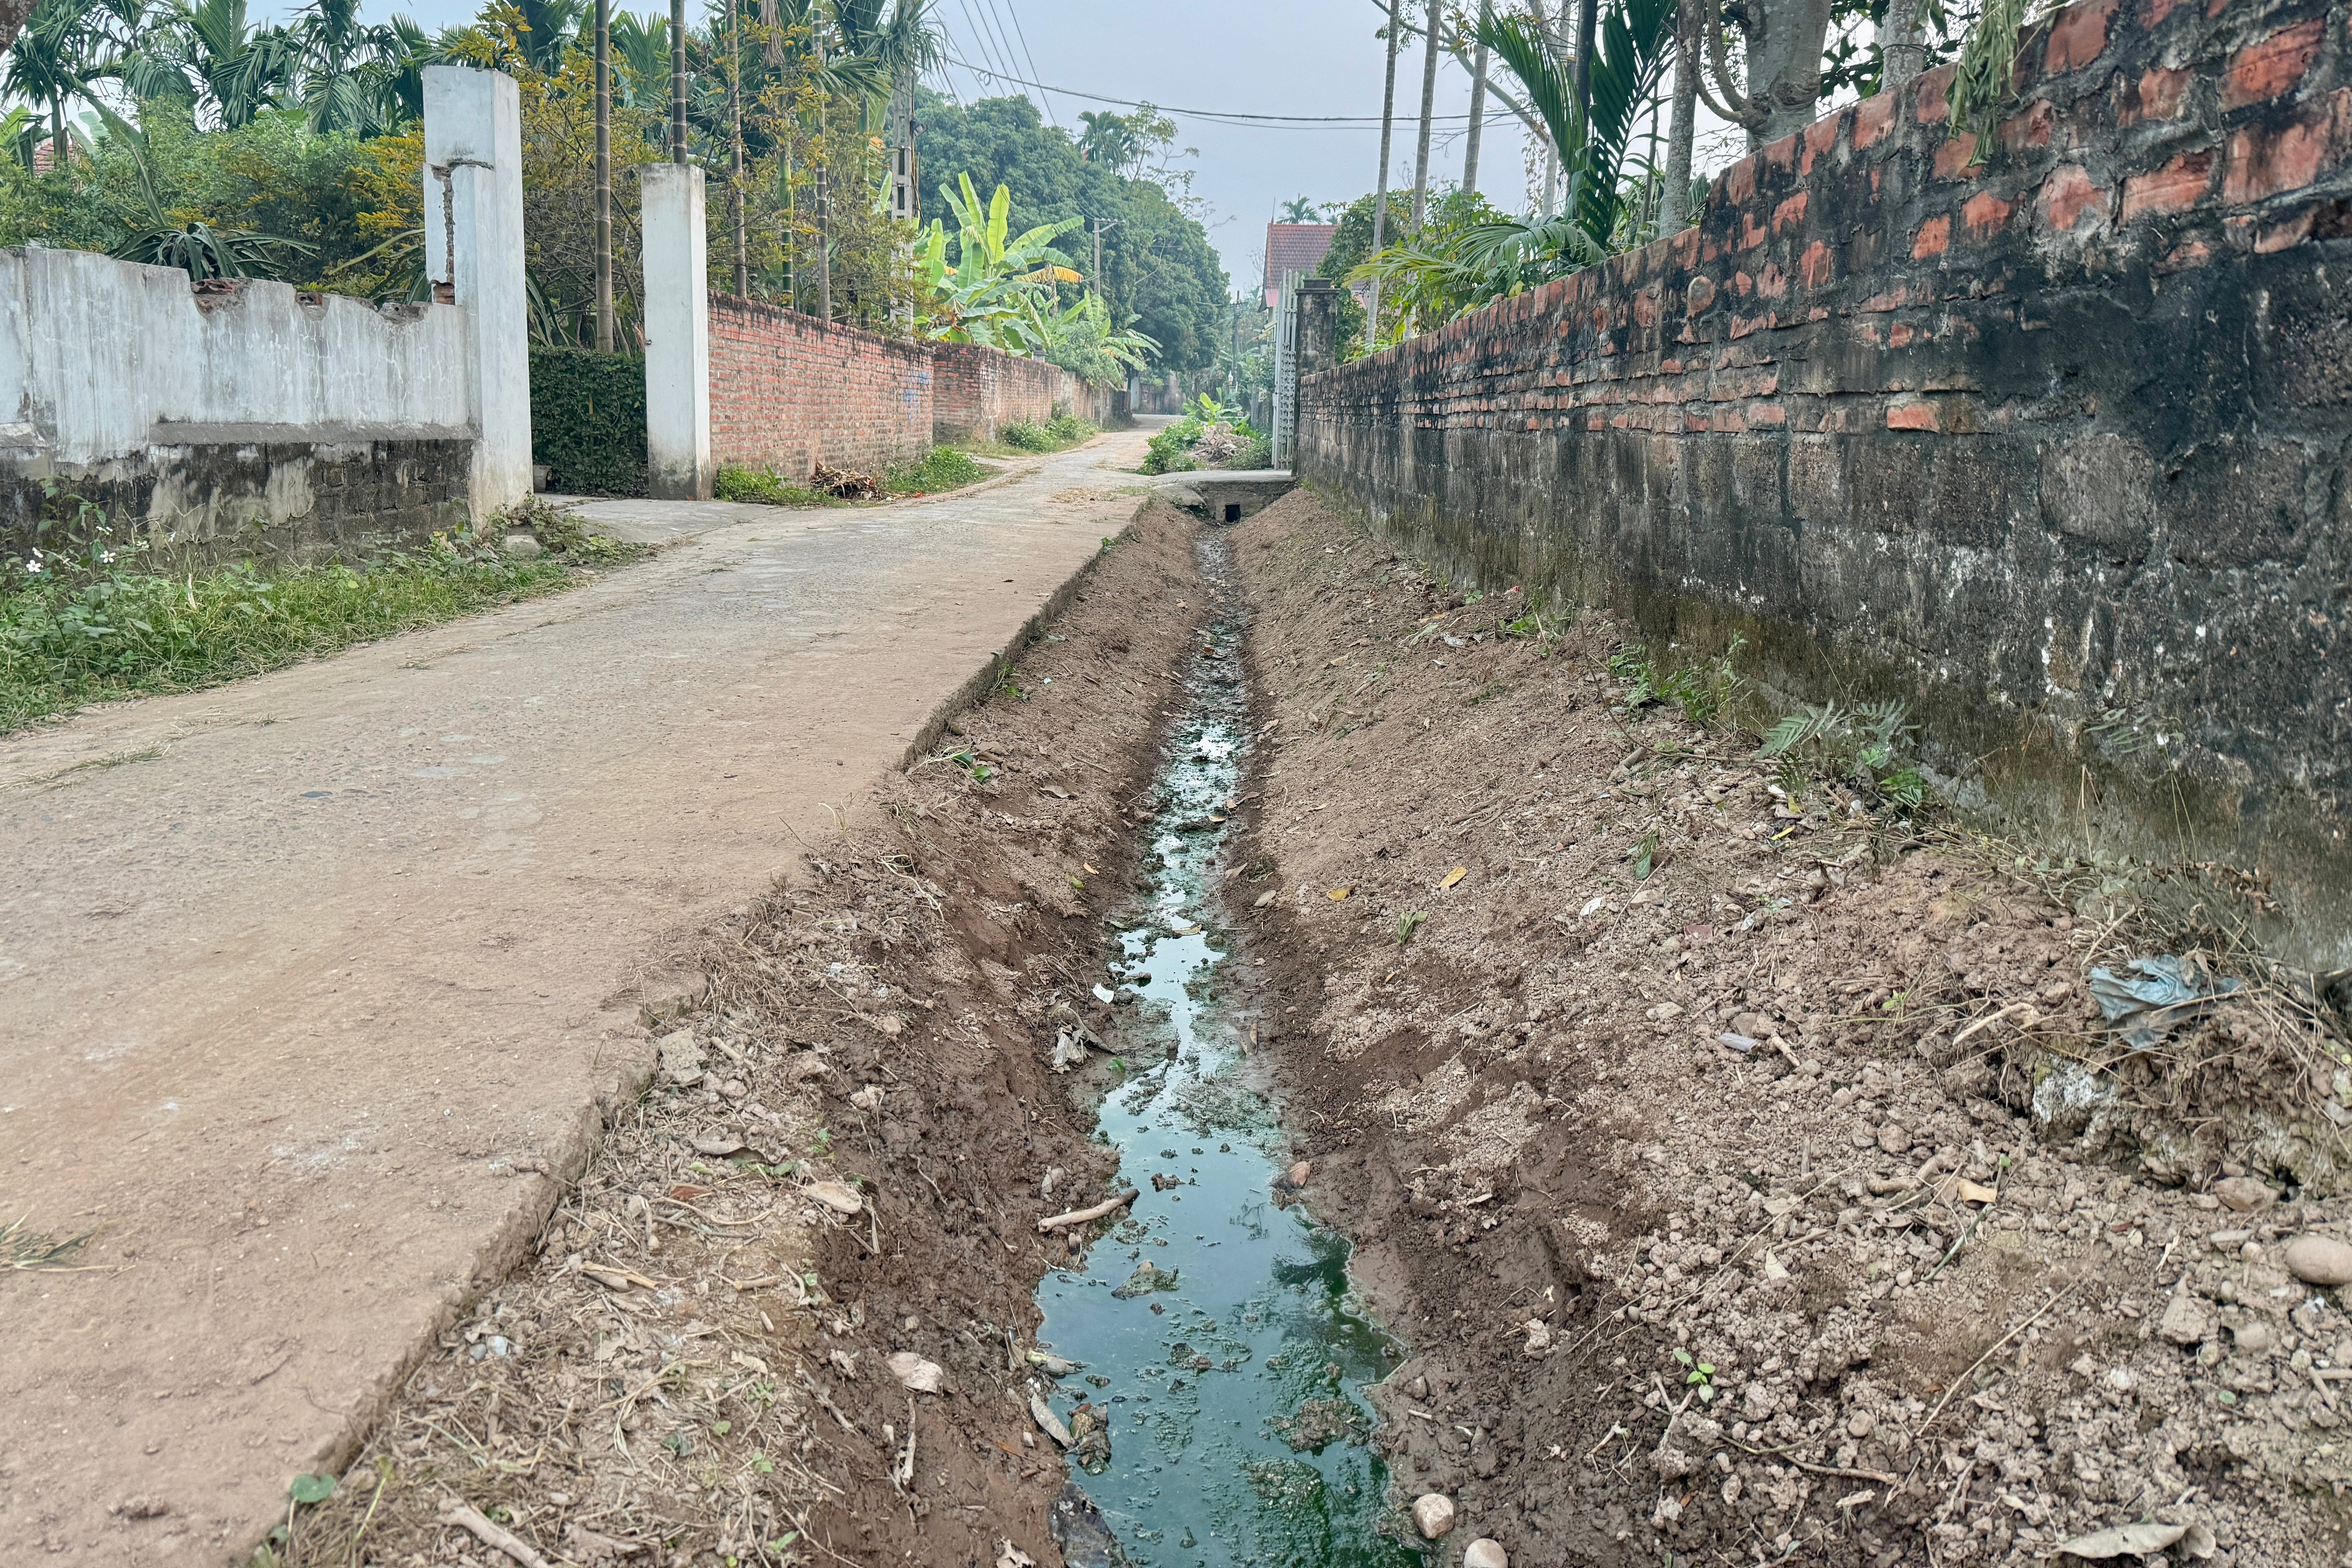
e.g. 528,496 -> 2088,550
1033,569 -> 1423,1568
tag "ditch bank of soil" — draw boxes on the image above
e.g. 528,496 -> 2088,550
278,501 -> 1217,1568
265,483 -> 2352,1568
1223,490 -> 2352,1568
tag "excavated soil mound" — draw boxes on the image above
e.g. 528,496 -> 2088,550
277,501 -> 1213,1568
273,489 -> 2351,1568
1222,489 -> 2350,1568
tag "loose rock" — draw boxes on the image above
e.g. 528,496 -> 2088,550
655,1029 -> 705,1086
2284,1234 -> 2352,1287
1411,1494 -> 1457,1540
1463,1540 -> 1508,1568
2212,1176 -> 2276,1213
2158,1291 -> 2213,1346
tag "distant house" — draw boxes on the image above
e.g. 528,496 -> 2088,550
1262,222 -> 1338,307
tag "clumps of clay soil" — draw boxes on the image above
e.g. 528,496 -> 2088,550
275,502 -> 1212,1568
1222,489 -> 2352,1568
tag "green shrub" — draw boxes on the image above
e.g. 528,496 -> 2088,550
1047,413 -> 1095,444
530,347 -> 646,496
715,463 -> 792,504
999,421 -> 1055,452
886,447 -> 991,495
1140,426 -> 1199,475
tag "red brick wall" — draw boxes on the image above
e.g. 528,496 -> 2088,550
707,296 -> 933,477
1299,0 -> 2352,967
931,343 -> 1090,443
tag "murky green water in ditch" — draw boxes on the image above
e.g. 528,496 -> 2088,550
1033,539 -> 1422,1568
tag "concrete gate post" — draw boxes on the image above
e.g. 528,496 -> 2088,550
1295,278 -> 1340,379
641,164 -> 713,501
422,67 -> 532,519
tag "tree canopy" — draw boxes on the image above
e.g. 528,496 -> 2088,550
915,91 -> 1226,373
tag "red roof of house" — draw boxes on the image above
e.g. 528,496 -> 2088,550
1263,222 -> 1338,306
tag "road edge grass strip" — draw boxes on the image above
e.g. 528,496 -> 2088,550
714,446 -> 999,506
0,509 -> 648,736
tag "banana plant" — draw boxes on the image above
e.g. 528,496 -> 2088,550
1026,291 -> 1158,384
912,172 -> 1081,350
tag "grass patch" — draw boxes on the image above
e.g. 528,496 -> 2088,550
716,450 -> 1002,504
994,413 -> 1099,455
885,447 -> 994,495
0,496 -> 645,735
714,462 -> 843,507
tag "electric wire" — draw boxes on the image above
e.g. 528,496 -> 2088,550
970,0 -> 1033,118
993,0 -> 1057,125
938,54 -> 1480,125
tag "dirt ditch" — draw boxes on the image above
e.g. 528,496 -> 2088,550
1225,489 -> 2352,1568
275,487 -> 2352,1568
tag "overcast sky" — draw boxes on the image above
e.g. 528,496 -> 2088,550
240,0 -> 1752,292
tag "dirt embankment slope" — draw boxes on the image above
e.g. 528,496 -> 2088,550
1226,490 -> 2351,1568
276,502 -> 1211,1568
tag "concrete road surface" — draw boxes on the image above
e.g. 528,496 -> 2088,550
0,430 -> 1159,1562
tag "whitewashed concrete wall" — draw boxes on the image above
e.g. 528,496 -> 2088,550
0,247 -> 479,555
0,247 -> 471,466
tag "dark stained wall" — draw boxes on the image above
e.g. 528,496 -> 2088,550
1296,0 -> 2352,967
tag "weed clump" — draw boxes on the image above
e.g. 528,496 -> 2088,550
885,447 -> 992,495
999,412 -> 1099,454
1140,394 -> 1264,475
0,485 -> 633,734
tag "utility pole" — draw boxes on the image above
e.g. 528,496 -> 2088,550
1411,0 -> 1441,228
1367,0 -> 1399,346
728,0 -> 747,296
1462,0 -> 1491,196
1090,216 -> 1122,299
669,0 -> 686,164
594,0 -> 613,350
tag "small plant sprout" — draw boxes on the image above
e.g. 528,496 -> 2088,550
1629,829 -> 1661,881
1673,1348 -> 1716,1403
1395,910 -> 1427,947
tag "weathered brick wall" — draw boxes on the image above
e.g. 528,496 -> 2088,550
1297,0 -> 2352,966
708,296 -> 933,476
931,343 -> 1092,443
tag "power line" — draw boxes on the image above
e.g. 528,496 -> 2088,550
951,0 -> 1012,89
939,54 -> 1481,126
972,0 -> 1030,110
994,0 -> 1057,126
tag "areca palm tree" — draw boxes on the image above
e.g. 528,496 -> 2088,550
829,0 -> 931,131
125,0 -> 297,130
3,0 -> 107,168
510,0 -> 583,72
1474,0 -> 1675,253
1076,108 -> 1139,174
289,0 -> 408,134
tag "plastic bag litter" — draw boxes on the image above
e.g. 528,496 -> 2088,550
2087,954 -> 2241,1051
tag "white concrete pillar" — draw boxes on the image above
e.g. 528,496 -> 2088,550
422,66 -> 532,518
641,164 -> 712,501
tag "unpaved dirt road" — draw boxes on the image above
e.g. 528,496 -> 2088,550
0,430 -> 1155,1563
